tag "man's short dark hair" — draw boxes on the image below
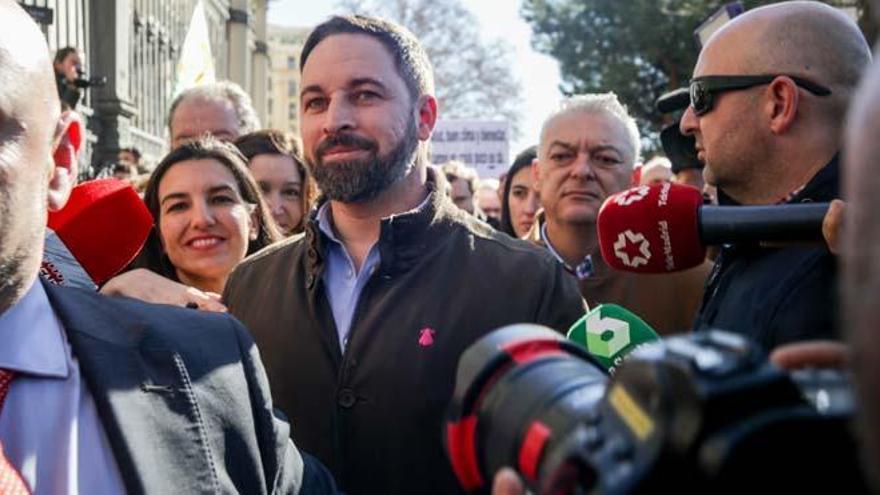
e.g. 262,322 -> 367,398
53,46 -> 78,66
119,146 -> 141,162
300,15 -> 434,100
441,160 -> 479,194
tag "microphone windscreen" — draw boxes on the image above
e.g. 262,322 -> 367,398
53,113 -> 83,169
597,182 -> 705,274
567,304 -> 661,374
47,178 -> 153,285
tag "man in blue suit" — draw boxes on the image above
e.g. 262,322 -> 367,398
0,2 -> 335,493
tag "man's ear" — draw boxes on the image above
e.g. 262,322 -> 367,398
47,112 -> 81,211
47,156 -> 76,212
766,77 -> 800,135
415,94 -> 438,141
531,158 -> 541,192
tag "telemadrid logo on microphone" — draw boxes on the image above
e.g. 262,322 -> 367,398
613,230 -> 652,268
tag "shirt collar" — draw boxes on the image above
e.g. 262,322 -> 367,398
540,222 -> 595,280
315,191 -> 433,246
315,201 -> 339,244
0,279 -> 69,378
304,168 -> 459,281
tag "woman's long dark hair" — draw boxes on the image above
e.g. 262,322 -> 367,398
234,129 -> 316,235
500,145 -> 537,238
133,137 -> 281,282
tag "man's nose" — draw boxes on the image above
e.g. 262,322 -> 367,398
570,152 -> 594,180
680,105 -> 699,136
322,97 -> 355,135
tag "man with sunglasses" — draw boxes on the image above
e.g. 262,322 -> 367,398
680,1 -> 871,351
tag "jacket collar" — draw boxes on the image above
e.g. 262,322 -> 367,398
717,153 -> 840,206
715,154 -> 840,259
304,167 -> 461,285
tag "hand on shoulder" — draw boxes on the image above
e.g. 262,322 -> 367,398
100,268 -> 227,312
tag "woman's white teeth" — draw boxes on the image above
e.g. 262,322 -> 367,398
192,238 -> 220,248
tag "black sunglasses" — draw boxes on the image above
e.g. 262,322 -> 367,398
688,75 -> 832,116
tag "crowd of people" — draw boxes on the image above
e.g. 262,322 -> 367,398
3,0 -> 880,493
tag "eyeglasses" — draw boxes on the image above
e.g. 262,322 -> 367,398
688,75 -> 832,116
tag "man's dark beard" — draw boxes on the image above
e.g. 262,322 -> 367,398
309,121 -> 419,203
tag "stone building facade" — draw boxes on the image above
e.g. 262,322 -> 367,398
18,0 -> 270,175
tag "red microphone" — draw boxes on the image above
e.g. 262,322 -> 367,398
42,178 -> 153,289
598,183 -> 829,274
597,183 -> 704,274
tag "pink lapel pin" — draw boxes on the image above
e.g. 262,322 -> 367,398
418,327 -> 436,347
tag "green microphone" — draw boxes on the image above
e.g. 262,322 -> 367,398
567,304 -> 661,374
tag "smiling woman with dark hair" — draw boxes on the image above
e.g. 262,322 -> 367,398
101,138 -> 281,308
137,137 -> 281,292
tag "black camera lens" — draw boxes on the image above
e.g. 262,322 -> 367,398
447,327 -> 866,494
446,324 -> 607,494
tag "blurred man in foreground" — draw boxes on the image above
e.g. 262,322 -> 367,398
0,2 -> 333,492
840,37 -> 880,489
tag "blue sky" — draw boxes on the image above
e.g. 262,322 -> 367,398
267,0 -> 563,154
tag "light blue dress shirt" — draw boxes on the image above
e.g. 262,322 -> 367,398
316,195 -> 432,350
0,280 -> 125,494
316,203 -> 382,350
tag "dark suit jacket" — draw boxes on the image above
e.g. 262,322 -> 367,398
42,282 -> 337,494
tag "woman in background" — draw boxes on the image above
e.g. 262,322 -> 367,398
500,146 -> 541,239
235,130 -> 316,236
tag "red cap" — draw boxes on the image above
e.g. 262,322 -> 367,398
597,182 -> 705,274
48,179 -> 153,285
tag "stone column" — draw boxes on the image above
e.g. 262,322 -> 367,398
227,0 -> 252,93
251,0 -> 269,125
88,0 -> 137,169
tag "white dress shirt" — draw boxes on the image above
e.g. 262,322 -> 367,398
0,280 -> 126,494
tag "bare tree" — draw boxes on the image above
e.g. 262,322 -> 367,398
336,0 -> 524,137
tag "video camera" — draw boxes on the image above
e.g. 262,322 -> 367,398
71,67 -> 107,89
445,325 -> 864,494
59,68 -> 106,108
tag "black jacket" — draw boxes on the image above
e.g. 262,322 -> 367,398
692,156 -> 840,350
224,171 -> 586,495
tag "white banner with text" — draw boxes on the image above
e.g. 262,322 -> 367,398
430,120 -> 510,179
